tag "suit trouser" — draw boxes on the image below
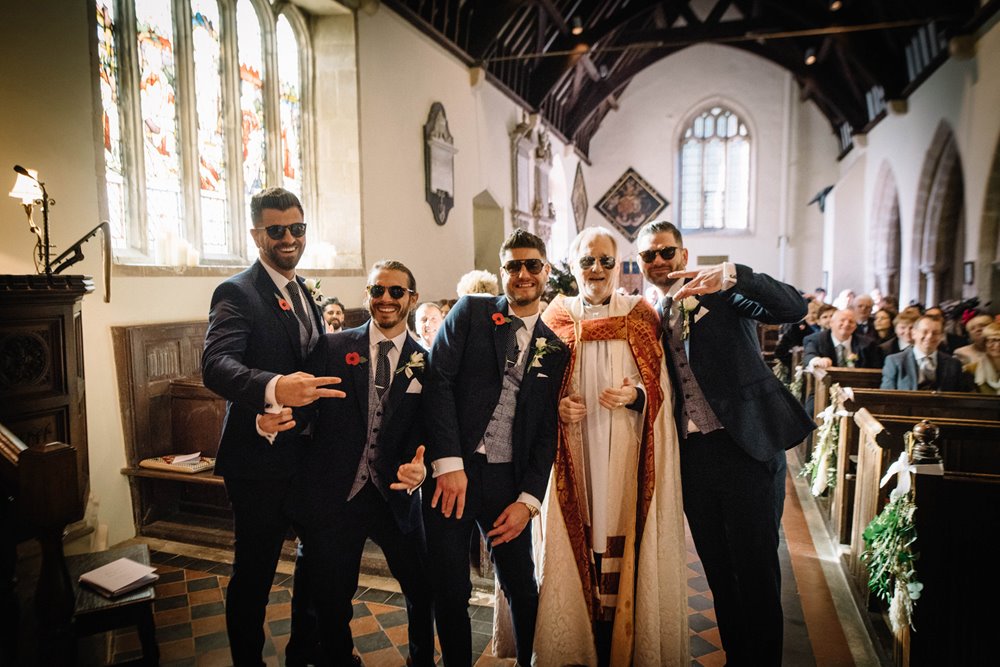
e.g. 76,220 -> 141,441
224,477 -> 314,667
680,430 -> 786,667
423,454 -> 538,667
305,483 -> 435,666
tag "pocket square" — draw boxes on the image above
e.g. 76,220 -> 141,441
537,373 -> 549,378
406,378 -> 423,394
694,306 -> 710,323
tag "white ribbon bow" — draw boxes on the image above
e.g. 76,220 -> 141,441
880,450 -> 915,500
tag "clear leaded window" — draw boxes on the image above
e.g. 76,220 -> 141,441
678,106 -> 750,231
96,0 -> 311,266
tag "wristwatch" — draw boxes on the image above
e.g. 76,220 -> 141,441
521,502 -> 540,518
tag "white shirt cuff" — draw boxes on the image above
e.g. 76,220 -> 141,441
431,456 -> 464,477
517,493 -> 541,513
721,261 -> 737,290
264,375 -> 283,414
255,414 -> 277,445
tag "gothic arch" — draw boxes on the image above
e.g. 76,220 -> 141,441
980,132 -> 1000,310
871,162 -> 901,298
910,122 -> 966,306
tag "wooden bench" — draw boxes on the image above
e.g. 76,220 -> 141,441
829,390 -> 1000,543
797,366 -> 882,468
849,412 -> 1000,666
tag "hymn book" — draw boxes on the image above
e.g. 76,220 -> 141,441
139,451 -> 215,474
78,557 -> 159,598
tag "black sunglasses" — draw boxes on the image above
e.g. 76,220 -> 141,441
258,223 -> 307,240
638,246 -> 680,263
366,284 -> 415,299
579,255 -> 617,271
502,259 -> 546,275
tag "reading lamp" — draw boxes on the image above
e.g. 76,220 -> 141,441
8,165 -> 112,302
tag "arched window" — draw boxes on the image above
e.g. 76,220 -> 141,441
96,0 -> 314,266
678,106 -> 751,231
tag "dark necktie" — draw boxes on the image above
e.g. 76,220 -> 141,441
659,296 -> 673,334
285,280 -> 314,340
505,317 -> 525,373
375,339 -> 394,398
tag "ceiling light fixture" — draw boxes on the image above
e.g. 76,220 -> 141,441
571,17 -> 583,36
805,47 -> 817,65
830,1 -> 843,11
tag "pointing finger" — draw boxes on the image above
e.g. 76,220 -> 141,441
311,376 -> 343,387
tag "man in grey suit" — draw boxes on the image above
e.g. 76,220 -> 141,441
637,221 -> 815,667
881,315 -> 973,391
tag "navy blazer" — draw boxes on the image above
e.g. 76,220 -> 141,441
293,324 -> 426,532
202,260 -> 323,479
664,264 -> 815,462
422,295 -> 569,502
880,348 -> 974,392
802,329 -> 883,369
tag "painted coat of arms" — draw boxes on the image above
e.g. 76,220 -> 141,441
595,167 -> 668,241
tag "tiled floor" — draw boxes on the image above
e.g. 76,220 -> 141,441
94,460 -> 868,666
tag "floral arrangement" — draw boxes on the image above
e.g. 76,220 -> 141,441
861,439 -> 923,633
304,278 -> 324,306
678,296 -> 698,340
844,352 -> 858,368
395,351 -> 425,378
546,260 -> 578,297
529,337 -> 561,368
799,383 -> 844,496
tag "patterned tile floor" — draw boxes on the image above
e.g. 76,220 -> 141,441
95,464 -> 861,666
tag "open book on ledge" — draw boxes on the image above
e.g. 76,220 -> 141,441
139,451 -> 215,474
79,557 -> 159,598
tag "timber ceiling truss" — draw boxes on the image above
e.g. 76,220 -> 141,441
381,0 -> 996,156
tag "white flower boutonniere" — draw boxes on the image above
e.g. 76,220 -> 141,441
395,351 -> 425,378
679,296 -> 699,340
529,337 -> 561,368
304,278 -> 324,306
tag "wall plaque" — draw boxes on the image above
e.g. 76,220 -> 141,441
424,102 -> 458,225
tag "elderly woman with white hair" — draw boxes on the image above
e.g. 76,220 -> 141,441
530,227 -> 688,666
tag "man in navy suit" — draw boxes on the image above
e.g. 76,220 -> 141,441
803,308 -> 883,371
202,188 -> 343,666
272,260 -> 436,666
637,221 -> 814,667
882,315 -> 974,391
423,229 -> 569,666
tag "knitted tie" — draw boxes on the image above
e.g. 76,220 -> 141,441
659,296 -> 674,334
505,317 -> 524,373
286,280 -> 314,353
375,339 -> 394,398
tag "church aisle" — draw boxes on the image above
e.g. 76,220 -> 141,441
99,456 -> 877,666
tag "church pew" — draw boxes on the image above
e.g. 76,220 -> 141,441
848,413 -> 1000,666
830,390 -> 1000,543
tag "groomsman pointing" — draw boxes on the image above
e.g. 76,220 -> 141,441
423,229 -> 569,666
637,220 -> 814,667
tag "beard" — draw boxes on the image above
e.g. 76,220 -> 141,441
263,243 -> 302,271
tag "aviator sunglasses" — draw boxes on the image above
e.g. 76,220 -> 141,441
502,259 -> 546,275
258,223 -> 307,240
366,284 -> 415,299
638,246 -> 680,263
579,255 -> 617,270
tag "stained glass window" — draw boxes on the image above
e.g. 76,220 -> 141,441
96,0 -> 126,249
678,106 -> 750,231
192,0 -> 230,256
135,0 -> 184,249
276,15 -> 302,196
238,0 -> 267,210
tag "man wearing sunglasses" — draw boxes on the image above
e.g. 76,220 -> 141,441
269,260 -> 435,666
423,229 -> 569,666
203,187 -> 344,667
636,220 -> 814,667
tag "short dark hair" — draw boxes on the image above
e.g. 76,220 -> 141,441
370,259 -> 417,292
637,220 -> 683,246
499,228 -> 547,261
321,297 -> 343,310
250,187 -> 303,226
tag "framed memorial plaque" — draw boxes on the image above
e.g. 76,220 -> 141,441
424,102 -> 458,225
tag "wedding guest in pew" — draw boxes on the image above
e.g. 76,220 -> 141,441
872,308 -> 897,345
880,311 -> 916,357
774,299 -> 822,371
954,314 -> 995,365
413,301 -> 444,349
963,321 -> 1000,395
321,297 -> 346,334
803,308 -> 883,371
816,303 -> 836,330
853,294 -> 876,340
881,314 -> 975,391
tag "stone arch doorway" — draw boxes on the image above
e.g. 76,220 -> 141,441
911,122 -> 966,306
473,189 -> 504,276
979,132 -> 1000,311
871,162 -> 902,298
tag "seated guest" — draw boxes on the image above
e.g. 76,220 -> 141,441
455,269 -> 499,297
881,312 -> 916,357
321,297 -> 346,333
963,322 -> 1000,395
953,314 -> 993,365
803,308 -> 883,371
774,299 -> 822,369
872,308 -> 897,345
413,301 -> 444,349
816,303 -> 836,330
881,315 -> 974,391
853,295 -> 876,340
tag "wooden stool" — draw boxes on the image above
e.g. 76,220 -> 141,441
66,543 -> 159,665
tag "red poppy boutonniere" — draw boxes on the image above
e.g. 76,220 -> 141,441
275,293 -> 292,313
345,351 -> 368,366
492,312 -> 511,326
